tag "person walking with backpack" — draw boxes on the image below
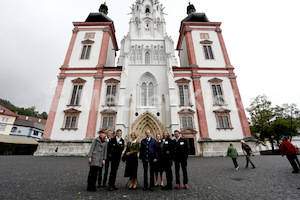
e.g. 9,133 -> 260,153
241,140 -> 256,169
227,142 -> 239,171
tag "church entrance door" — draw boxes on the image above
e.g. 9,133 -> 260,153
131,111 -> 163,142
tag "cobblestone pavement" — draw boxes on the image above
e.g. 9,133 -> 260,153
0,155 -> 299,200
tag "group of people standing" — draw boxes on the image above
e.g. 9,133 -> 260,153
87,129 -> 189,192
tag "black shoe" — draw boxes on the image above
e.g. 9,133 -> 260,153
245,165 -> 248,168
87,188 -> 97,192
150,188 -> 154,191
162,186 -> 172,190
252,166 -> 256,169
292,171 -> 299,173
143,187 -> 148,191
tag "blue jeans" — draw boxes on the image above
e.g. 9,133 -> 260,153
232,158 -> 238,168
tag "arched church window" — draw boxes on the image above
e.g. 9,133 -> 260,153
141,82 -> 147,106
139,72 -> 157,107
145,52 -> 150,64
148,82 -> 154,106
146,7 -> 150,13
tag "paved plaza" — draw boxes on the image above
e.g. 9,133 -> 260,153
0,155 -> 299,200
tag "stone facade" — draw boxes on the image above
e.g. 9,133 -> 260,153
36,0 -> 254,157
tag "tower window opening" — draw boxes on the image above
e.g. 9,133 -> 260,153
146,7 -> 150,13
145,52 -> 150,64
81,45 -> 91,59
203,45 -> 214,59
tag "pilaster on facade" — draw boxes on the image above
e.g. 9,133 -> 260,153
63,28 -> 79,68
85,75 -> 104,139
229,76 -> 252,138
43,75 -> 66,139
215,26 -> 233,68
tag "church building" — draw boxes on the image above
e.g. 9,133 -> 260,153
35,0 -> 255,157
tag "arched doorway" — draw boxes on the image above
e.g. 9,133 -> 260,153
131,111 -> 163,142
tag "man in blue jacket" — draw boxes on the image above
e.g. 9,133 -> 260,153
140,129 -> 158,191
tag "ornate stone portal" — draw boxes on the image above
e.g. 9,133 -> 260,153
131,111 -> 163,141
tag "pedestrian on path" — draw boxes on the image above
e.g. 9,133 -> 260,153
241,140 -> 256,169
280,136 -> 299,173
227,142 -> 239,171
87,130 -> 108,191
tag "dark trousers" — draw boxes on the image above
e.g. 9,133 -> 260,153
87,166 -> 100,190
164,160 -> 173,187
175,159 -> 188,185
98,160 -> 110,186
232,158 -> 238,168
287,154 -> 299,172
295,156 -> 300,168
108,160 -> 120,186
143,160 -> 155,188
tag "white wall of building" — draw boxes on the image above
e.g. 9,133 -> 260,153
10,126 -> 43,140
51,76 -> 95,140
69,30 -> 103,68
179,38 -> 189,67
105,37 -> 115,67
192,30 -> 226,68
200,76 -> 244,140
0,115 -> 17,135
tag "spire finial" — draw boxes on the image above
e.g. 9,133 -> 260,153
99,2 -> 108,15
187,2 -> 196,15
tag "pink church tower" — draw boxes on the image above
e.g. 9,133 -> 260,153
36,3 -> 120,156
174,3 -> 254,156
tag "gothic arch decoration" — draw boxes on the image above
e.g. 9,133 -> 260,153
138,72 -> 157,106
139,72 -> 157,86
145,7 -> 150,14
131,111 -> 163,142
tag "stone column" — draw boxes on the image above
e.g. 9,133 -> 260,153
162,94 -> 166,130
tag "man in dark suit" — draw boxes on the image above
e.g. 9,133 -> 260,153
97,130 -> 112,187
173,130 -> 189,189
107,129 -> 124,191
140,129 -> 158,191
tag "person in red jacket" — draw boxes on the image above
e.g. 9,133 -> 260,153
280,136 -> 299,173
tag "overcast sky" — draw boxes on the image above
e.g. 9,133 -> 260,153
0,0 -> 299,114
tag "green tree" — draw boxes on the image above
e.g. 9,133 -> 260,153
247,95 -> 300,152
274,103 -> 300,142
247,95 -> 276,151
0,98 -> 48,119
